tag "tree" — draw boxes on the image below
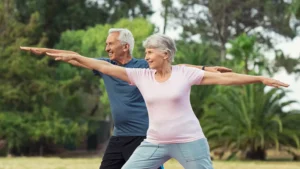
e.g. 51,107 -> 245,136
274,50 -> 300,79
14,0 -> 108,47
202,84 -> 300,160
227,33 -> 269,75
161,0 -> 172,34
0,111 -> 87,156
13,0 -> 153,47
100,0 -> 154,23
169,0 -> 298,60
174,41 -> 221,117
0,0 -> 89,155
290,0 -> 300,34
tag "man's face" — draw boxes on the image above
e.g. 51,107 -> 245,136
105,32 -> 126,61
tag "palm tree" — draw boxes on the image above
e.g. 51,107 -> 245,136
175,41 -> 221,118
201,84 -> 300,160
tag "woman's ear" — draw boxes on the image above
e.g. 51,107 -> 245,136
163,52 -> 169,60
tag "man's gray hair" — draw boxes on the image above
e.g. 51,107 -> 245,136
143,34 -> 177,62
108,28 -> 134,55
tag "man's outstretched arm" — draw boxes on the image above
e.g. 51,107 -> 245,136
20,46 -> 92,69
178,64 -> 232,73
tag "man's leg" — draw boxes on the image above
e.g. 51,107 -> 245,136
99,136 -> 126,169
171,138 -> 214,169
122,137 -> 164,169
122,141 -> 170,169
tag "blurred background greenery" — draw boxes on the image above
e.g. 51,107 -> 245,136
0,0 -> 299,161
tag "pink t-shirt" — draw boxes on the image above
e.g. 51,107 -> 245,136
126,65 -> 205,144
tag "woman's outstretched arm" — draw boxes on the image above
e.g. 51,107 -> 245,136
46,52 -> 130,83
201,71 -> 289,88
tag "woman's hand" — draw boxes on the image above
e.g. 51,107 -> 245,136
46,52 -> 80,62
261,77 -> 289,88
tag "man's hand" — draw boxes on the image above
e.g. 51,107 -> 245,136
205,66 -> 232,73
20,47 -> 78,57
178,64 -> 232,73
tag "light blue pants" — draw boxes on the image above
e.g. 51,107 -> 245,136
121,138 -> 214,169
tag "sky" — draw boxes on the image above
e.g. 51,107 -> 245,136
148,0 -> 300,110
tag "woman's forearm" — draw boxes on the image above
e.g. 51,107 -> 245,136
67,60 -> 92,69
71,55 -> 129,82
72,55 -> 111,72
219,73 -> 263,85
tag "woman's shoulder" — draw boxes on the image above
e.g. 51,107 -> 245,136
127,67 -> 154,75
172,64 -> 187,72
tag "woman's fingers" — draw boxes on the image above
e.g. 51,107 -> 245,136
46,52 -> 75,61
264,78 -> 289,88
271,80 -> 289,88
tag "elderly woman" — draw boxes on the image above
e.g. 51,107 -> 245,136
45,34 -> 287,169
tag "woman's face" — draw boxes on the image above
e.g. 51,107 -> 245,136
144,48 -> 169,69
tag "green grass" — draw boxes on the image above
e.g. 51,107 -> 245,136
0,157 -> 300,169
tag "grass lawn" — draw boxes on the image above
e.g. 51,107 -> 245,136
0,157 -> 299,169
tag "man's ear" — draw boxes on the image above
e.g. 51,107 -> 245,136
123,44 -> 130,52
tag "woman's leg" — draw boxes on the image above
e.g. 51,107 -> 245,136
121,141 -> 170,169
170,138 -> 214,169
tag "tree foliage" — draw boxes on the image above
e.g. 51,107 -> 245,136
169,0 -> 298,60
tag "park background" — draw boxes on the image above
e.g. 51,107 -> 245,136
0,0 -> 300,168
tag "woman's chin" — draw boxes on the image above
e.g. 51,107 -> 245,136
149,65 -> 158,69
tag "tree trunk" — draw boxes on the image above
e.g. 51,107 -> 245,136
39,144 -> 44,156
220,43 -> 226,62
246,147 -> 266,160
162,0 -> 171,34
244,56 -> 249,74
7,147 -> 12,157
286,149 -> 300,161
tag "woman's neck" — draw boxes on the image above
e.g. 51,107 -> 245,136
155,63 -> 172,77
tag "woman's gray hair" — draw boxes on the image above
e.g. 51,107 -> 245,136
108,28 -> 134,55
143,34 -> 177,62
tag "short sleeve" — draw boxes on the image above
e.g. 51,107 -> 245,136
92,58 -> 110,76
125,68 -> 141,85
125,68 -> 150,86
182,66 -> 205,85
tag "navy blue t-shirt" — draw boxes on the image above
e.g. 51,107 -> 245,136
93,58 -> 149,136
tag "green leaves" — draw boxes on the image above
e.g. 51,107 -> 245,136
56,18 -> 154,58
0,111 -> 88,155
202,84 -> 300,159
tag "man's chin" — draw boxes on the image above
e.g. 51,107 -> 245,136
109,55 -> 115,60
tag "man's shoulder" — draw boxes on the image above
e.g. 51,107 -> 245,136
96,57 -> 111,62
129,58 -> 148,68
